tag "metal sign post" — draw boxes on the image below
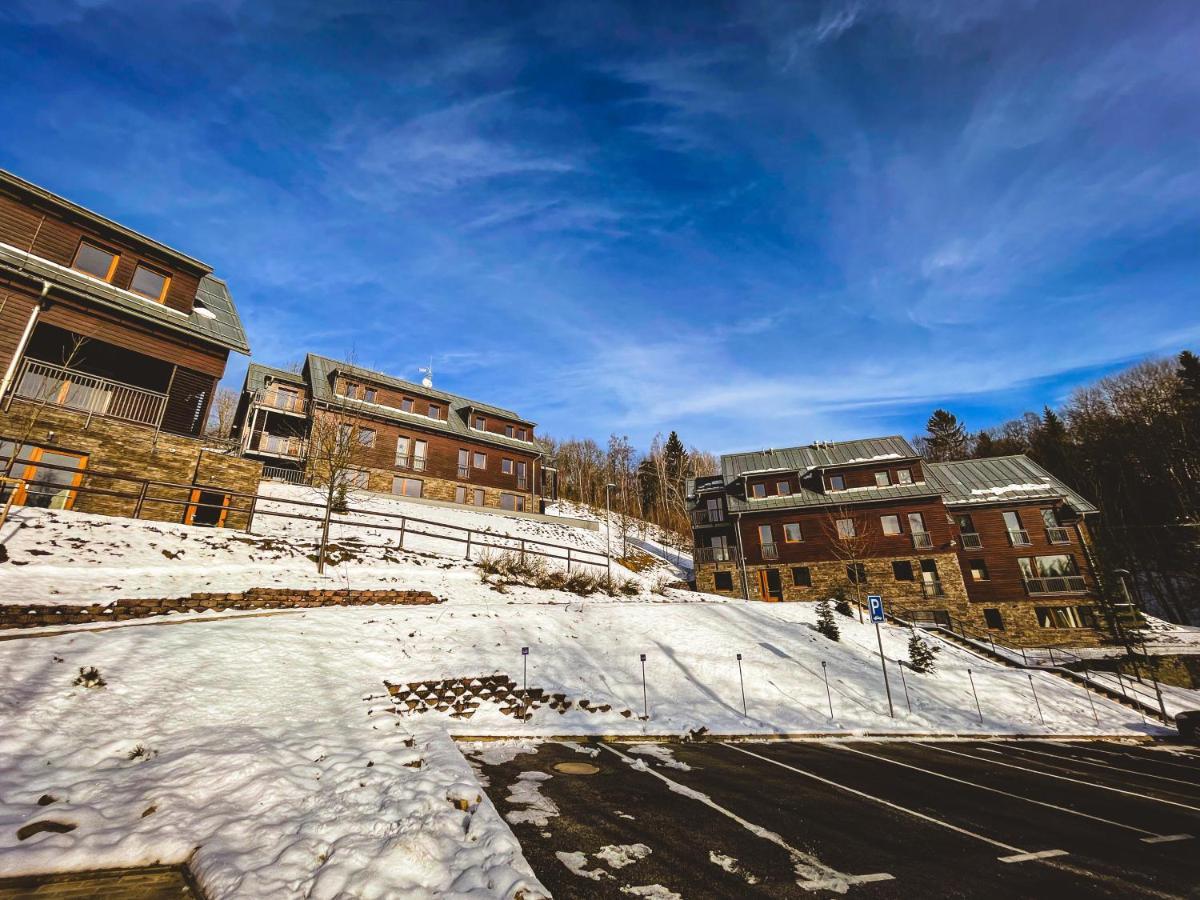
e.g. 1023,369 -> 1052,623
867,595 -> 894,718
736,653 -> 747,716
522,646 -> 529,693
821,660 -> 834,720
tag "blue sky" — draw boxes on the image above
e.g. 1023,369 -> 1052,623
2,1 -> 1198,453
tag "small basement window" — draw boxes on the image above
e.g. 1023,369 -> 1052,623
129,264 -> 170,302
714,572 -> 735,591
969,559 -> 990,581
847,563 -> 867,584
983,608 -> 1005,630
791,566 -> 811,587
892,560 -> 914,581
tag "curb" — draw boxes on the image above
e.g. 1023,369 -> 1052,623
451,731 -> 1164,743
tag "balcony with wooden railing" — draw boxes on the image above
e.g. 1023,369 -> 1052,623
693,546 -> 740,564
1045,526 -> 1071,544
1024,575 -> 1088,595
12,358 -> 167,430
252,387 -> 308,416
252,432 -> 305,460
960,532 -> 983,550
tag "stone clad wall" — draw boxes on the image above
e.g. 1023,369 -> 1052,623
1,399 -> 262,527
0,587 -> 442,629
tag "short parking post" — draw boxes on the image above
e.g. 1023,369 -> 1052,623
821,660 -> 834,721
898,661 -> 912,713
640,653 -> 649,720
1027,673 -> 1045,726
1080,667 -> 1099,725
967,669 -> 983,724
736,653 -> 747,717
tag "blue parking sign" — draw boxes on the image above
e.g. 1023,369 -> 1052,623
868,595 -> 885,623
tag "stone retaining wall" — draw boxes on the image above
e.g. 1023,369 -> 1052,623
0,587 -> 442,628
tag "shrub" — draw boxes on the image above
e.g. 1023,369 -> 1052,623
815,600 -> 840,642
834,598 -> 854,618
907,632 -> 940,673
74,666 -> 106,688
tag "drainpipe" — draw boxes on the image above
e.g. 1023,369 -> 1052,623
0,280 -> 49,407
733,510 -> 751,601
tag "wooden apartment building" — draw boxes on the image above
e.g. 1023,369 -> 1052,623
232,354 -> 551,512
689,436 -> 1106,647
0,169 -> 260,526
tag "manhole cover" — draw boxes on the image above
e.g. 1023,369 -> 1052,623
553,761 -> 600,775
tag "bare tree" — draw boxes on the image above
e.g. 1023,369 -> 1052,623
205,386 -> 239,440
821,503 -> 877,624
305,380 -> 372,574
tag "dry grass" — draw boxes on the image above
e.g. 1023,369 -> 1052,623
477,551 -> 641,598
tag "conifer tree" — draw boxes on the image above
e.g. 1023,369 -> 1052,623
815,600 -> 840,641
906,632 -> 939,673
919,409 -> 969,461
1030,406 -> 1071,477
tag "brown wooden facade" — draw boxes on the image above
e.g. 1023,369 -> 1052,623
691,439 -> 1108,648
0,169 -> 254,523
235,355 -> 547,513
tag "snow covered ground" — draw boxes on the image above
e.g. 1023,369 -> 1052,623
0,497 -> 1173,896
544,499 -> 693,582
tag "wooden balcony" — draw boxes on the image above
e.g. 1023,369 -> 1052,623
960,532 -> 983,549
13,358 -> 166,429
911,530 -> 933,549
395,454 -> 428,472
253,432 -> 305,459
252,387 -> 308,416
1024,575 -> 1088,595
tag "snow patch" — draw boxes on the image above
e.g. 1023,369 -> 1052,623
556,850 -> 612,881
595,843 -> 652,869
620,885 -> 682,899
628,743 -> 691,770
504,771 -> 559,828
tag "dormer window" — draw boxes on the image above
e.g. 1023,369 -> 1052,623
129,263 -> 170,302
896,469 -> 913,484
474,416 -> 485,430
505,425 -> 515,438
363,387 -> 377,403
72,240 -> 119,281
828,474 -> 846,491
340,381 -> 358,398
400,398 -> 414,413
874,471 -> 890,487
751,483 -> 767,498
517,428 -> 528,441
428,403 -> 441,419
776,481 -> 791,495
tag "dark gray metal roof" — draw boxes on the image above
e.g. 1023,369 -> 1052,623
243,362 -> 305,394
192,276 -> 250,354
925,456 -> 1098,515
721,435 -> 919,480
305,354 -> 541,456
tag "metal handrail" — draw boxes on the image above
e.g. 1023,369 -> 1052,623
1007,529 -> 1032,546
457,465 -> 470,479
690,507 -> 727,526
14,357 -> 166,428
1024,575 -> 1088,595
960,532 -> 982,549
760,542 -> 779,560
920,578 -> 945,598
261,466 -> 308,484
911,530 -> 932,549
1045,526 -> 1071,544
693,546 -> 739,564
395,454 -> 428,472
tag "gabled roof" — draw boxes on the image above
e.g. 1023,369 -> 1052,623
0,169 -> 210,271
721,435 -> 919,480
925,456 -> 1098,515
305,354 -> 541,456
243,362 -> 305,394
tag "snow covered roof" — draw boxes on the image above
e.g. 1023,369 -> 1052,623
924,457 -> 1099,515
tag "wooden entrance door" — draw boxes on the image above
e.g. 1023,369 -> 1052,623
757,568 -> 783,601
185,489 -> 230,527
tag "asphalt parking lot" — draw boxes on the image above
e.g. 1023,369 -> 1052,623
470,738 -> 1200,899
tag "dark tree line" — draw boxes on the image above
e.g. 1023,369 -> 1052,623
914,351 -> 1200,625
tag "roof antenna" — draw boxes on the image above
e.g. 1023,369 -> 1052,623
419,358 -> 433,389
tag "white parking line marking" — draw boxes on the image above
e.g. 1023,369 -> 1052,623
834,742 -> 1179,841
994,744 -> 1200,790
998,849 -> 1070,863
917,743 -> 1200,814
1140,834 -> 1193,844
596,744 -> 893,891
721,743 -> 1064,864
1035,741 -> 1200,775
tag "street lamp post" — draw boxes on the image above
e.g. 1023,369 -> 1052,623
605,482 -> 617,582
